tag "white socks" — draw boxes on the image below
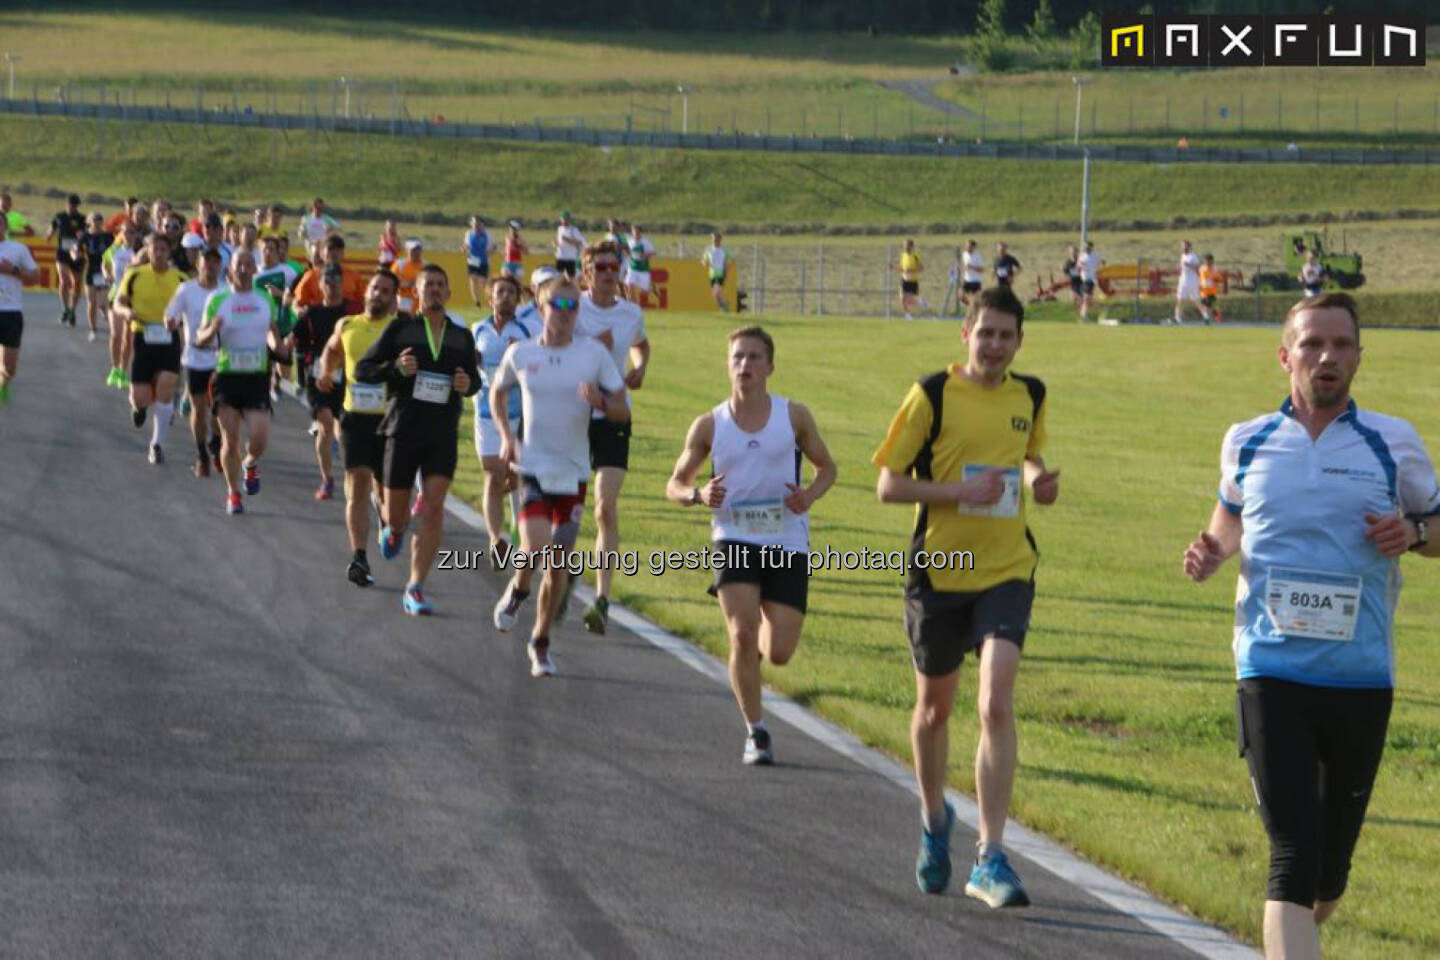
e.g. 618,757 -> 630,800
152,402 -> 173,447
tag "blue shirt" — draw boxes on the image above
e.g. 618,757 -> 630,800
473,314 -> 535,421
1219,398 -> 1440,688
465,229 -> 490,266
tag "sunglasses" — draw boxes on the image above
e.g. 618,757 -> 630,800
591,262 -> 620,273
548,298 -> 579,312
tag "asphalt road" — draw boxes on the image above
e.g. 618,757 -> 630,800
0,294 -> 1227,959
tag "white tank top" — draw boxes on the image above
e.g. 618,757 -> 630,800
709,395 -> 809,552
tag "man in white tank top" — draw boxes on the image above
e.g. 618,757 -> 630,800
1172,239 -> 1208,325
666,326 -> 837,766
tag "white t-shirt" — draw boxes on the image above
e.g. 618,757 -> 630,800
0,240 -> 38,311
576,293 -> 646,417
1180,251 -> 1201,278
1301,262 -> 1323,286
301,213 -> 337,245
963,250 -> 984,285
207,288 -> 277,375
704,245 -> 729,273
492,338 -> 624,491
1079,251 -> 1100,282
555,224 -> 586,261
167,279 -> 228,370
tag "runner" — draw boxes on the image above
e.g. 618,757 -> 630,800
1077,241 -> 1101,322
258,205 -> 285,242
472,273 -> 535,563
80,212 -> 114,342
1,190 -> 35,236
103,197 -> 139,236
254,235 -> 303,403
1199,253 -> 1224,324
394,240 -> 424,314
187,199 -> 216,237
1173,239 -> 1208,325
961,239 -> 984,310
464,215 -> 491,308
575,240 -> 650,634
1062,244 -> 1083,320
1299,250 -> 1324,299
624,224 -> 656,305
554,211 -> 586,278
103,220 -> 143,389
898,238 -> 922,320
290,235 -> 366,314
200,215 -> 232,275
162,214 -> 196,278
489,276 -> 628,677
503,221 -> 528,280
353,264 -> 481,616
872,285 -> 1058,906
665,326 -> 836,763
299,197 -> 338,260
164,248 -> 225,478
992,242 -> 1022,289
45,193 -> 86,327
116,231 -> 187,464
1182,293 -> 1439,960
317,269 -> 401,587
516,265 -> 558,329
293,266 -> 348,500
703,232 -> 731,311
378,219 -> 400,267
0,213 -> 40,406
195,253 -> 284,515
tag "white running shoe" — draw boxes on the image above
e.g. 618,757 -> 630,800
528,640 -> 555,678
493,581 -> 527,631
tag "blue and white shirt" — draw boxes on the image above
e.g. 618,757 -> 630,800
1219,397 -> 1440,688
465,229 -> 490,269
473,314 -> 535,423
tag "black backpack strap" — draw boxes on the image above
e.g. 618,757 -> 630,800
907,369 -> 950,480
1010,372 -> 1046,426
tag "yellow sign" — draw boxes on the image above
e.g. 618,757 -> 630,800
1111,24 -> 1146,58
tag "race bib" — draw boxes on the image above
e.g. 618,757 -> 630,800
466,255 -> 481,268
536,469 -> 579,496
225,347 -> 265,373
142,323 -> 173,345
731,498 -> 784,536
1265,567 -> 1361,642
89,273 -> 105,287
311,359 -> 341,384
956,465 -> 1021,518
349,382 -> 385,413
412,370 -> 451,404
61,238 -> 78,254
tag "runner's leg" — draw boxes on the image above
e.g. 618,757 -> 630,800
975,636 -> 1022,847
717,583 -> 765,724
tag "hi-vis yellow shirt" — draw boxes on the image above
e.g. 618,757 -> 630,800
338,313 -> 394,414
871,366 -> 1047,592
899,251 -> 922,282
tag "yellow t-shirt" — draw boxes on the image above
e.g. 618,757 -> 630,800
338,313 -> 394,414
900,252 -> 922,282
120,263 -> 186,331
258,225 -> 286,241
871,366 -> 1047,592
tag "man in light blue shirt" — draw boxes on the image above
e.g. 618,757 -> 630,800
472,273 -> 535,563
1183,292 -> 1440,960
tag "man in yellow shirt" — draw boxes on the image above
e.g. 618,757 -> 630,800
897,238 -> 922,319
873,285 -> 1059,908
115,231 -> 187,463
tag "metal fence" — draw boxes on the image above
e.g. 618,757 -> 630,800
7,86 -> 1440,166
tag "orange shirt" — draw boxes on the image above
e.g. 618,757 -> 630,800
392,259 -> 423,312
292,266 -> 368,313
1198,264 -> 1221,297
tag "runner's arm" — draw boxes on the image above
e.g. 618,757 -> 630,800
488,345 -> 519,436
352,321 -> 399,384
194,298 -> 223,349
624,337 -> 650,389
1182,501 -> 1243,582
789,401 -> 837,511
318,324 -> 345,386
458,331 -> 482,397
665,413 -> 718,506
876,467 -> 968,505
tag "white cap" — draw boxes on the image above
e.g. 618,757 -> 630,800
404,238 -> 423,250
180,233 -> 205,250
529,265 -> 558,288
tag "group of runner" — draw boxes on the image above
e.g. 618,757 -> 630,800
5,188 -> 1436,956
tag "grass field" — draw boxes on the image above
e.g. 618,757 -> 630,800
448,314 -> 1440,958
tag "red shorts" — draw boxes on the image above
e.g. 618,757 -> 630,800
519,475 -> 587,529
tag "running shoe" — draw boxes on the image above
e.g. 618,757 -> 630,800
193,458 -> 210,479
492,582 -> 528,631
243,462 -> 261,495
965,849 -> 1031,908
87,329 -> 97,343
306,421 -> 320,438
528,638 -> 556,677
916,801 -> 956,895
105,368 -> 119,388
269,388 -> 280,405
378,526 -> 403,560
148,444 -> 164,465
402,583 -> 434,616
742,728 -> 774,766
346,556 -> 375,587
226,492 -> 244,515
0,382 -> 9,407
582,596 -> 610,635
131,405 -> 146,429
315,478 -> 335,501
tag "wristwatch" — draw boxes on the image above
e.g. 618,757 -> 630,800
690,487 -> 703,506
1409,517 -> 1429,552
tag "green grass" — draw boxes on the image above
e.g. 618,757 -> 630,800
447,312 -> 1440,957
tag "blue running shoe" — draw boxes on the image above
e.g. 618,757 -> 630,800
965,849 -> 1031,908
378,526 -> 404,560
243,461 -> 261,495
402,583 -> 433,616
916,802 -> 955,894
226,493 -> 244,516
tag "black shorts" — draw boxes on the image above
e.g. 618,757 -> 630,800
555,258 -> 578,277
185,367 -> 215,399
130,338 -> 182,384
706,540 -> 809,614
384,430 -> 459,487
0,310 -> 22,348
904,579 -> 1034,677
212,373 -> 272,412
306,384 -> 344,418
1201,294 -> 1217,308
589,417 -> 631,471
1236,677 -> 1392,906
1069,277 -> 1085,296
467,262 -> 490,277
962,280 -> 982,294
1083,279 -> 1096,294
901,280 -> 919,295
55,250 -> 83,271
340,411 -> 385,476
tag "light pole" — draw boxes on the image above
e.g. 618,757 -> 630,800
678,84 -> 688,135
1072,75 -> 1089,145
4,52 -> 20,100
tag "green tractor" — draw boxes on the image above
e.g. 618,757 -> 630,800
1251,230 -> 1365,292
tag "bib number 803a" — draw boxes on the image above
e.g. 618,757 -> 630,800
1289,592 -> 1332,609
